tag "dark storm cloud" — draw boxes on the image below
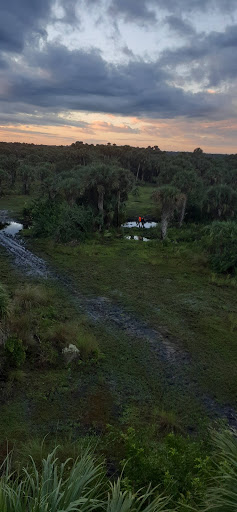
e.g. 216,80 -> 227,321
160,23 -> 237,86
0,0 -> 52,52
0,42 -> 230,120
0,0 -> 236,129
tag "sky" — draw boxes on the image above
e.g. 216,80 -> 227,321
0,0 -> 237,153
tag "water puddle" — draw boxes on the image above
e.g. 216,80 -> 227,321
0,214 -> 47,277
0,221 -> 23,236
122,221 -> 157,229
125,236 -> 150,242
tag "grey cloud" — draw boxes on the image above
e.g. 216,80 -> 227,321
160,23 -> 237,86
0,55 -> 8,69
0,42 -> 232,121
165,15 -> 195,36
121,46 -> 135,58
0,0 -> 52,52
108,0 -> 157,24
60,0 -> 78,24
96,122 -> 140,134
0,108 -> 90,128
106,0 -> 237,23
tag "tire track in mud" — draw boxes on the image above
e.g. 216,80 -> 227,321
0,232 -> 48,277
0,220 -> 236,428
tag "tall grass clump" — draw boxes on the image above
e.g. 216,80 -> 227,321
14,284 -> 50,312
205,429 -> 237,512
76,331 -> 100,361
0,283 -> 10,320
0,447 -> 169,512
0,283 -> 10,344
203,221 -> 237,274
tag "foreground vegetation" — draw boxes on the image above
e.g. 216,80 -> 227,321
0,429 -> 236,512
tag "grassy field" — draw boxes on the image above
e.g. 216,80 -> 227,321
126,184 -> 157,218
0,193 -> 237,456
0,194 -> 32,217
29,229 -> 237,409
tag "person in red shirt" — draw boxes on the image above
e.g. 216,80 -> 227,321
138,216 -> 141,227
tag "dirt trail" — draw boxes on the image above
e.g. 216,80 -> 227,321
0,232 -> 48,277
0,213 -> 236,427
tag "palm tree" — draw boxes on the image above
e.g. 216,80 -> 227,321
79,163 -> 133,229
152,185 -> 183,239
205,185 -> 237,220
19,164 -> 34,195
172,169 -> 203,227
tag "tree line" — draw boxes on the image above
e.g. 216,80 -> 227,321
0,141 -> 237,263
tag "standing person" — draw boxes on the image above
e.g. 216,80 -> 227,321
141,216 -> 145,228
138,216 -> 141,227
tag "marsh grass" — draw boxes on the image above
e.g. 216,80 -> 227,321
9,313 -> 33,345
76,331 -> 101,361
0,284 -> 10,320
209,273 -> 237,288
48,320 -> 101,361
156,410 -> 182,435
14,284 -> 50,312
48,321 -> 80,350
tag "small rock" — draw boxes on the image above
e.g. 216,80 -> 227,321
62,344 -> 80,364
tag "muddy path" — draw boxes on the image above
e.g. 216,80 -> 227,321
0,212 -> 236,428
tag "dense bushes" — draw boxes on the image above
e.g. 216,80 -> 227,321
204,221 -> 237,273
106,426 -> 211,508
31,199 -> 94,242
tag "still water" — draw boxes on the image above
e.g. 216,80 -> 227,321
122,221 -> 157,229
0,221 -> 23,236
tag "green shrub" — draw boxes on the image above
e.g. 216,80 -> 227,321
31,199 -> 94,242
106,426 -> 211,508
5,336 -> 26,368
203,221 -> 237,273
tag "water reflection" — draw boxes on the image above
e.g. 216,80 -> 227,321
125,236 -> 150,242
122,221 -> 157,229
0,221 -> 23,236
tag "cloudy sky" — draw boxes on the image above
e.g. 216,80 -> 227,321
0,0 -> 237,152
